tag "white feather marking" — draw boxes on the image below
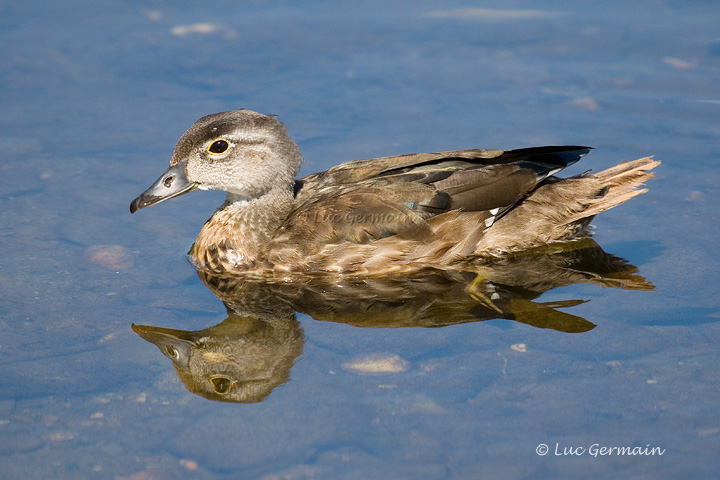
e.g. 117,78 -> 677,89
484,207 -> 500,228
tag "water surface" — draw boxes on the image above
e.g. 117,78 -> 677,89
1,1 -> 719,478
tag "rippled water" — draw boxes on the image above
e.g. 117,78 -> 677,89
2,1 -> 719,478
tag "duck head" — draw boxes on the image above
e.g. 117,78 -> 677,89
130,109 -> 303,213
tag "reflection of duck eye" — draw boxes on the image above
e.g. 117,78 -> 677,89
207,139 -> 229,154
166,346 -> 178,359
211,377 -> 232,394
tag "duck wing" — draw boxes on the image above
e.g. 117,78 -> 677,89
281,146 -> 591,252
297,146 -> 590,187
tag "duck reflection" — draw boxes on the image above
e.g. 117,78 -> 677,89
133,238 -> 652,403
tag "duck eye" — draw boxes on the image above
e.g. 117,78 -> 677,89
207,139 -> 229,154
210,377 -> 232,394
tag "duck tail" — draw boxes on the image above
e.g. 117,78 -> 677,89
473,157 -> 659,256
570,156 -> 660,221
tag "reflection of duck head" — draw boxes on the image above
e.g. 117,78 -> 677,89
132,311 -> 304,403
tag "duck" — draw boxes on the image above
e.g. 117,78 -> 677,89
130,109 -> 658,274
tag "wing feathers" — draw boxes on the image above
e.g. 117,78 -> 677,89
285,146 -> 597,258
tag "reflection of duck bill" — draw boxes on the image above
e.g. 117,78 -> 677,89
131,324 -> 195,369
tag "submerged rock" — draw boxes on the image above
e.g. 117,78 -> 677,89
85,245 -> 134,270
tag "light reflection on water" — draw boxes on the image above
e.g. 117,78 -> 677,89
1,0 -> 719,478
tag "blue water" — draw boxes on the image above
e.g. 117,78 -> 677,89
2,0 -> 719,478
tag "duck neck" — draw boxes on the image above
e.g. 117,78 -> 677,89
192,188 -> 294,270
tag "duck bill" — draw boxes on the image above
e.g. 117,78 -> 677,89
130,161 -> 197,213
131,323 -> 196,369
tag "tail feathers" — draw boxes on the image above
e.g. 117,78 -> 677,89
473,157 -> 659,256
570,157 -> 659,221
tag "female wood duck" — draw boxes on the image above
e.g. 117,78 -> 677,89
130,109 -> 658,274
